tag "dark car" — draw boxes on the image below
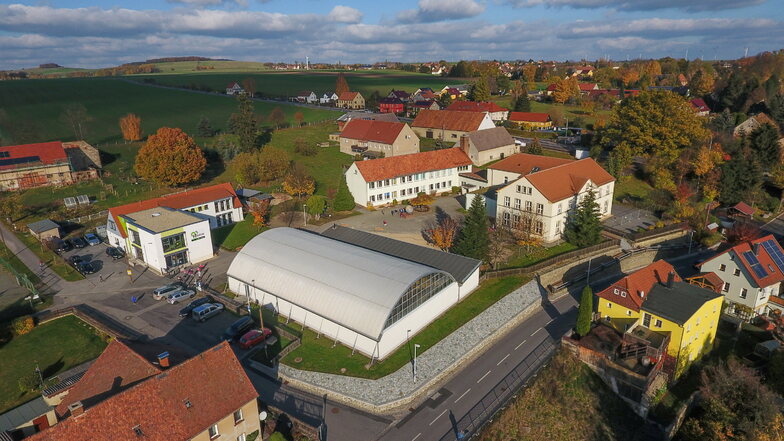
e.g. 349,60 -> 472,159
76,261 -> 97,275
178,295 -> 215,318
71,237 -> 87,249
106,247 -> 125,260
221,316 -> 255,342
69,255 -> 83,265
55,239 -> 73,253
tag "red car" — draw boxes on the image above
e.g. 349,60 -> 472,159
238,328 -> 273,349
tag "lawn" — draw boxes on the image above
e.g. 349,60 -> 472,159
15,232 -> 83,281
280,275 -> 529,378
0,315 -> 107,413
212,214 -> 266,250
614,174 -> 654,204
133,71 -> 453,98
491,95 -> 610,127
0,240 -> 40,285
501,242 -> 579,269
0,77 -> 336,145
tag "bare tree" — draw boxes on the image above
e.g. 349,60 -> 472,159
505,208 -> 546,253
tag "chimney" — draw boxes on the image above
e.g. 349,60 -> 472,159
68,401 -> 84,417
666,272 -> 675,288
460,134 -> 470,156
157,351 -> 170,368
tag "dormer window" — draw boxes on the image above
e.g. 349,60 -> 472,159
133,425 -> 143,437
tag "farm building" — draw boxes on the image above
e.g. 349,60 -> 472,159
0,141 -> 101,191
227,227 -> 480,360
27,219 -> 60,241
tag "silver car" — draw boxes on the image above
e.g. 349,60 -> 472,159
167,289 -> 196,304
153,282 -> 186,300
192,303 -> 224,322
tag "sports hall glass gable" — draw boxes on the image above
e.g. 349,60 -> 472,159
384,272 -> 453,329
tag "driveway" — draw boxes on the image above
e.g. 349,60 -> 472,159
603,203 -> 659,235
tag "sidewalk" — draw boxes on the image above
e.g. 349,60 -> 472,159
0,221 -> 64,292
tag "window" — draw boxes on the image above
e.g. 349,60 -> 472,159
233,409 -> 244,424
502,212 -> 511,226
654,319 -> 662,328
626,310 -> 631,316
740,288 -> 747,299
130,229 -> 141,247
557,204 -> 562,214
734,268 -> 741,276
607,302 -> 612,308
536,203 -> 543,215
556,221 -> 561,233
384,273 -> 453,328
643,313 -> 651,327
209,425 -> 219,439
369,182 -> 375,189
723,282 -> 730,293
514,198 -> 521,210
525,201 -> 532,212
534,221 -> 543,235
719,264 -> 726,271
516,184 -> 522,193
603,201 -> 608,213
504,196 -> 511,207
161,233 -> 185,253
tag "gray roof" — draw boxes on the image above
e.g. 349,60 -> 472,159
236,188 -> 261,198
0,396 -> 53,432
337,111 -> 399,123
321,225 -> 481,284
125,207 -> 204,234
27,218 -> 59,234
467,127 -> 515,152
227,227 -> 455,340
643,282 -> 722,325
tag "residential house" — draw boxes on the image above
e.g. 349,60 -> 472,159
484,152 -> 574,186
697,235 -> 784,318
677,73 -> 688,86
578,83 -> 599,94
593,260 -> 723,379
458,127 -> 518,166
407,100 -> 440,117
336,111 -> 399,131
26,340 -> 260,441
345,148 -> 472,206
412,89 -> 437,102
339,120 -> 419,157
226,82 -> 244,95
439,85 -> 469,99
447,101 -> 509,122
320,92 -> 339,104
508,112 -> 552,130
296,91 -> 318,104
411,109 -> 495,141
690,98 -> 710,117
337,91 -> 365,109
379,97 -> 405,114
570,65 -> 595,78
494,154 -> 615,243
388,90 -> 411,101
105,183 -> 243,273
0,141 -> 101,191
733,113 -> 777,137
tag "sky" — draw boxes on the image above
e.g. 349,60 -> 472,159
1,0 -> 783,69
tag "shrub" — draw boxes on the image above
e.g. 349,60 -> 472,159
12,316 -> 34,336
18,372 -> 40,393
293,138 -> 317,156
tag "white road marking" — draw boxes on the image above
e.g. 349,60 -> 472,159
531,327 -> 542,337
412,433 -> 422,441
497,354 -> 510,366
454,388 -> 471,404
515,340 -> 527,350
477,370 -> 492,383
429,409 -> 448,426
545,318 -> 554,325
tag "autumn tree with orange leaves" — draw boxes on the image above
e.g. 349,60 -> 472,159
119,113 -> 142,141
249,199 -> 270,228
422,214 -> 459,251
134,127 -> 206,186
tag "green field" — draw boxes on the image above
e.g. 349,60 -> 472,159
0,78 -> 337,145
133,71 -> 454,98
0,315 -> 107,413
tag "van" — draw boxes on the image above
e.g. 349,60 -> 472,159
191,303 -> 224,322
222,316 -> 255,342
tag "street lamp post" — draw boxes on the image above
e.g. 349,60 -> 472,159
688,230 -> 694,255
413,343 -> 421,382
303,204 -> 308,227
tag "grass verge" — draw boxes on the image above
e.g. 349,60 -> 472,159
280,275 -> 529,378
15,232 -> 83,281
501,242 -> 578,269
0,240 -> 40,285
0,315 -> 108,413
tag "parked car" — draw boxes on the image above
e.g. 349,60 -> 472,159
238,328 -> 273,350
222,316 -> 256,342
178,295 -> 215,318
167,289 -> 196,304
192,303 -> 224,322
76,261 -> 97,275
84,233 -> 101,246
153,281 -> 186,300
71,237 -> 87,249
106,247 -> 125,260
69,255 -> 83,265
55,239 -> 73,253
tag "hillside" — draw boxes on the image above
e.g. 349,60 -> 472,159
479,350 -> 646,441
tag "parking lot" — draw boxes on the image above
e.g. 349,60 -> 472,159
57,241 -> 130,283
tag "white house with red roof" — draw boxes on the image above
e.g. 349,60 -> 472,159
345,148 -> 472,206
494,154 -> 615,243
690,98 -> 710,117
697,235 -> 784,317
105,183 -> 242,273
225,82 -> 245,95
339,120 -> 419,157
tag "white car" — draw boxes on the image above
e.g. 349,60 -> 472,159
167,289 -> 196,304
153,282 -> 186,300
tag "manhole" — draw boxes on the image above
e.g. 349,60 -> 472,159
294,357 -> 302,363
331,407 -> 340,414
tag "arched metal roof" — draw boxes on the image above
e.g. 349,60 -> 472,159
227,227 -> 454,340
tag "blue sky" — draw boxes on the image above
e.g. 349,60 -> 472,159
1,0 -> 782,69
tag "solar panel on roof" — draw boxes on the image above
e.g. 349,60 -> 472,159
743,251 -> 768,278
77,195 -> 90,205
64,197 -> 77,208
762,240 -> 784,273
0,156 -> 40,167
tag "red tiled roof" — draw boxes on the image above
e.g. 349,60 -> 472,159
412,109 -> 489,132
226,82 -> 240,88
518,158 -> 615,202
690,98 -> 710,112
578,83 -> 598,91
109,183 -> 239,238
447,101 -> 508,113
490,153 -> 573,175
0,141 -> 69,171
340,119 -> 406,145
338,91 -> 360,101
355,148 -> 471,182
733,201 -> 755,216
418,90 -> 436,100
30,341 -> 258,441
597,260 -> 680,312
546,83 -> 557,92
699,235 -> 784,288
508,112 -> 550,123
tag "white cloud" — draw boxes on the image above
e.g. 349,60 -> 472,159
560,17 -> 778,39
397,0 -> 485,23
508,0 -> 767,12
328,5 -> 363,24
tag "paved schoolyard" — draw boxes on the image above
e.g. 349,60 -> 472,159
603,203 -> 659,235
